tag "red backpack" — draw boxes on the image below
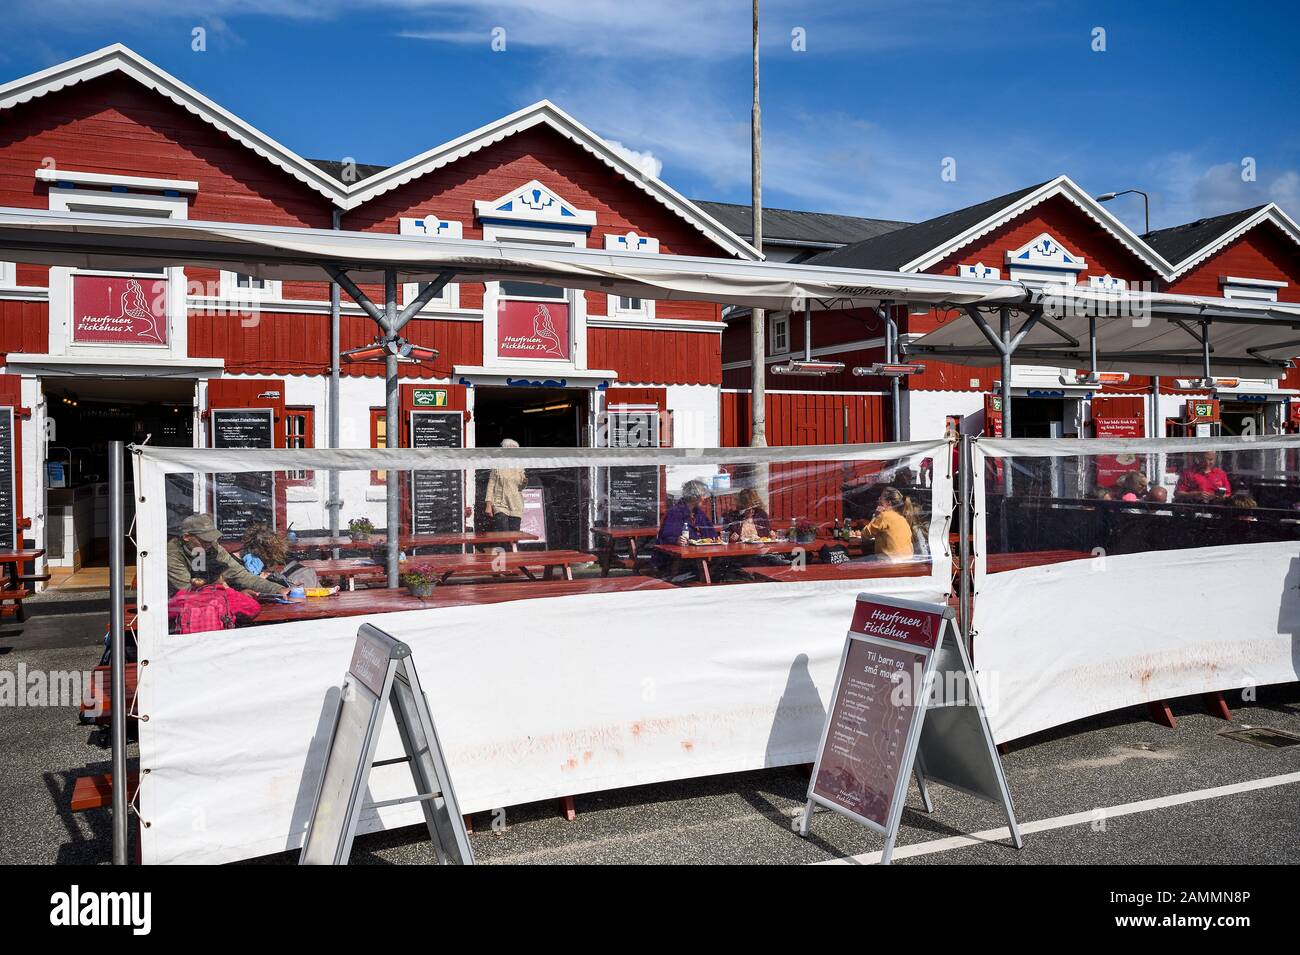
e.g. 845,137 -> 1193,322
169,585 -> 262,635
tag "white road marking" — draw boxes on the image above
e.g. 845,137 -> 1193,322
815,770 -> 1300,865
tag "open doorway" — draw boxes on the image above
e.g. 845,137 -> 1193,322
43,377 -> 195,588
471,387 -> 590,550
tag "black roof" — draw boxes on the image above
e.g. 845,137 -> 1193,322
310,158 -> 389,185
804,181 -> 1050,271
1142,206 -> 1265,265
694,200 -> 910,249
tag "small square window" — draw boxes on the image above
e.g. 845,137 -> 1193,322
769,314 -> 789,354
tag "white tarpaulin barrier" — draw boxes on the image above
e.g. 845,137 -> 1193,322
132,441 -> 951,864
970,436 -> 1300,744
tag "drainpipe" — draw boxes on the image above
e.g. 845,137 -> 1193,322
328,208 -> 342,554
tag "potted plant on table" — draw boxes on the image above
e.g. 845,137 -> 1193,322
401,564 -> 437,598
347,517 -> 375,543
794,519 -> 818,545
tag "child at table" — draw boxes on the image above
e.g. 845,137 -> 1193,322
856,487 -> 918,562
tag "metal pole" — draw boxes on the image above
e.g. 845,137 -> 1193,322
958,434 -> 972,651
328,208 -> 342,555
749,0 -> 766,448
999,307 -> 1014,438
384,269 -> 401,588
884,302 -> 901,440
108,440 -> 128,865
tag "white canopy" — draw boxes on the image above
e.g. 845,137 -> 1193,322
0,206 -> 1025,312
907,285 -> 1300,377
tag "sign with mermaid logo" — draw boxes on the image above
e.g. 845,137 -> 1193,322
71,273 -> 169,346
497,300 -> 570,360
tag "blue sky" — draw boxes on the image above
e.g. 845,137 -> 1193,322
3,1 -> 1298,232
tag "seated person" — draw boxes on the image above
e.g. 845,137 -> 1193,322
1113,470 -> 1149,497
1175,451 -> 1231,502
856,487 -> 917,562
241,524 -> 334,593
723,488 -> 772,542
653,480 -> 718,571
167,514 -> 288,598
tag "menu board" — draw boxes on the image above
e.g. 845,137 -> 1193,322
812,629 -> 928,828
0,408 -> 15,550
810,597 -> 944,830
409,411 -> 463,536
604,409 -> 660,529
211,408 -> 275,537
801,593 -> 1022,864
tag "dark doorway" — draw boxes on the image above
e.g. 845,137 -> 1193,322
471,387 -> 590,550
1009,397 -> 1066,438
44,378 -> 194,580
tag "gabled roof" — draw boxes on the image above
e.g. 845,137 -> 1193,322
0,47 -> 760,259
0,44 -> 348,203
1145,203 -> 1300,279
339,99 -> 760,258
692,201 -> 910,249
805,175 -> 1173,276
310,158 -> 388,186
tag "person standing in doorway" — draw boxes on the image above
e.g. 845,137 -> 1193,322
485,438 -> 528,532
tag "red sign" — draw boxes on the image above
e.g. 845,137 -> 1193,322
497,300 -> 569,360
71,274 -> 168,345
1093,414 -> 1145,487
849,597 -> 944,650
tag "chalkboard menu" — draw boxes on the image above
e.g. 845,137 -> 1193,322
603,409 -> 660,529
0,408 -> 15,550
211,408 -> 276,538
409,411 -> 464,536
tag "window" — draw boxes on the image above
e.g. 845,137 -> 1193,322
283,407 -> 314,485
1222,276 -> 1286,302
769,313 -> 789,354
0,261 -> 14,287
399,216 -> 461,311
220,270 -> 281,300
615,296 -> 646,314
370,407 -> 388,484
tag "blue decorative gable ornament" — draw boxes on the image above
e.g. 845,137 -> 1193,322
1004,233 -> 1087,285
474,179 -> 597,228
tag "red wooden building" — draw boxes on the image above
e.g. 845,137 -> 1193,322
0,45 -> 756,572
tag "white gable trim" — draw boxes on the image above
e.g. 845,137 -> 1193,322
343,99 -> 760,259
0,44 -> 345,204
902,175 -> 1172,276
1165,204 -> 1300,280
475,180 -> 597,227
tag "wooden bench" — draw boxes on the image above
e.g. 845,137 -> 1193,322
80,662 -> 138,725
70,770 -> 139,812
0,586 -> 31,620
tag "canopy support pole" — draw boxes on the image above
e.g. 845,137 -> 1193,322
1000,308 -> 1013,438
1201,320 -> 1212,382
327,210 -> 342,556
962,304 -> 1045,440
109,440 -> 128,865
1088,315 -> 1099,380
882,301 -> 901,440
384,269 -> 401,589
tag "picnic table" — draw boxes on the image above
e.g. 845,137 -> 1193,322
254,575 -> 673,623
591,526 -> 660,576
301,549 -> 598,588
0,548 -> 44,620
743,559 -> 930,583
984,550 -> 1093,574
651,539 -> 810,585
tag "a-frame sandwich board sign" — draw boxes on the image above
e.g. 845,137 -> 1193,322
798,592 -> 1022,864
300,624 -> 474,865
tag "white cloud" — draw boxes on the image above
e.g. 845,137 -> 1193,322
606,141 -> 663,180
1142,154 -> 1300,228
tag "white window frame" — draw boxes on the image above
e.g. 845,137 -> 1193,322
769,312 -> 790,354
0,261 -> 13,287
1221,276 -> 1286,302
46,186 -> 189,358
482,222 -> 587,369
399,216 -> 461,312
219,270 -> 282,302
603,231 -> 658,320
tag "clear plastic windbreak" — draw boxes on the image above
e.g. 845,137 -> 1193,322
135,442 -> 953,637
973,436 -> 1300,575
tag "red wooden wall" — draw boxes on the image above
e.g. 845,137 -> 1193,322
720,390 -> 890,447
